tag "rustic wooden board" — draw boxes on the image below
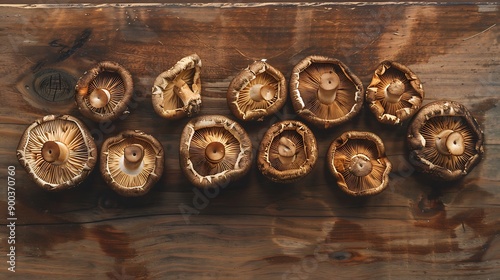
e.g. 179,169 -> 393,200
0,2 -> 499,279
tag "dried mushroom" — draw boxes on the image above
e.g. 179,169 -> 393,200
227,60 -> 287,121
100,130 -> 164,196
258,120 -> 318,183
290,55 -> 364,129
152,54 -> 202,119
366,60 -> 424,125
407,100 -> 484,181
327,131 -> 391,196
17,115 -> 97,191
75,61 -> 133,122
179,115 -> 252,188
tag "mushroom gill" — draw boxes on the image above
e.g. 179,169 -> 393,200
227,60 -> 287,121
180,115 -> 252,189
17,115 -> 96,191
75,61 -> 133,122
152,54 -> 202,120
407,100 -> 484,181
328,132 -> 391,196
366,61 -> 424,125
258,120 -> 318,183
290,55 -> 364,129
100,130 -> 164,196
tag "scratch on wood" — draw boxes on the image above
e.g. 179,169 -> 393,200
462,24 -> 496,41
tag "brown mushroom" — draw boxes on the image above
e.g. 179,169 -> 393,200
258,120 -> 318,183
290,55 -> 364,129
100,130 -> 164,196
227,60 -> 287,121
17,115 -> 97,191
75,61 -> 134,122
179,115 -> 252,189
152,54 -> 202,119
327,131 -> 391,196
366,60 -> 424,125
407,100 -> 484,181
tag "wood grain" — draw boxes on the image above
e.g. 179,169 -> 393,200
0,2 -> 499,279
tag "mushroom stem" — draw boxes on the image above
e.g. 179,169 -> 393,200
435,130 -> 465,156
41,140 -> 70,165
385,79 -> 405,103
317,71 -> 340,105
123,144 -> 145,171
205,142 -> 226,164
277,137 -> 297,166
349,154 -> 373,177
174,78 -> 201,107
89,88 -> 111,109
249,84 -> 275,102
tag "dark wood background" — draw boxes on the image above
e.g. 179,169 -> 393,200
0,2 -> 499,279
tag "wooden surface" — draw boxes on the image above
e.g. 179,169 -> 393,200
0,2 -> 499,279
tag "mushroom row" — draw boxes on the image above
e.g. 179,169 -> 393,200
17,54 -> 484,198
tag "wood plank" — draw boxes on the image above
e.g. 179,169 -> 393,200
0,2 -> 499,279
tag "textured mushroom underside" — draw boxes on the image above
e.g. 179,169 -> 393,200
258,121 -> 318,183
328,131 -> 391,196
152,54 -> 202,119
181,116 -> 252,188
290,56 -> 364,129
101,130 -> 164,195
407,101 -> 484,180
17,115 -> 96,191
228,61 -> 286,121
366,61 -> 424,125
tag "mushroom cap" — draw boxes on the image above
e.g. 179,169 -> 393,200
179,115 -> 252,189
290,55 -> 364,129
75,61 -> 134,122
257,120 -> 318,183
327,131 -> 391,196
366,60 -> 424,125
16,115 -> 97,191
407,100 -> 484,181
152,54 -> 202,120
227,60 -> 287,121
100,130 -> 164,196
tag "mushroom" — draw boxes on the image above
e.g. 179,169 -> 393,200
152,54 -> 202,119
366,60 -> 424,125
327,131 -> 391,196
290,55 -> 364,129
227,60 -> 287,121
75,61 -> 134,122
407,100 -> 484,181
16,115 -> 97,191
179,115 -> 252,189
258,120 -> 318,183
100,130 -> 164,196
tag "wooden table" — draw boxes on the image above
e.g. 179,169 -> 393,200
1,1 -> 499,279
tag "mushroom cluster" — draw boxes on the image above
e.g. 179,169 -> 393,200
227,60 -> 287,121
100,130 -> 164,196
75,61 -> 134,122
258,120 -> 318,183
289,55 -> 364,129
407,100 -> 484,181
17,115 -> 97,191
179,115 -> 252,189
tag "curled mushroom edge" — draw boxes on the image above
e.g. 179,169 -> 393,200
366,60 -> 424,125
407,100 -> 484,181
327,131 -> 392,196
290,55 -> 364,129
227,60 -> 287,121
258,120 -> 318,183
152,54 -> 202,120
17,114 -> 97,191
